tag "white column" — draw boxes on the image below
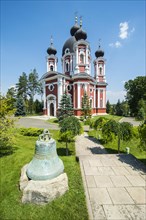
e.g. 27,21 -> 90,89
58,77 -> 63,108
78,83 -> 81,108
54,99 -> 56,116
43,81 -> 46,109
103,89 -> 106,108
86,47 -> 88,64
85,83 -> 87,92
98,89 -> 100,108
55,59 -> 57,71
94,86 -> 96,108
47,59 -> 49,72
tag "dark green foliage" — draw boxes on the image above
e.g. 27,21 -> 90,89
16,72 -> 28,101
115,99 -> 123,116
28,69 -> 39,101
81,91 -> 91,119
15,97 -> 26,116
102,119 -> 133,153
59,116 -> 82,155
93,117 -> 109,130
15,69 -> 43,114
58,91 -> 74,121
34,99 -> 43,114
102,119 -> 119,142
60,116 -> 82,136
120,122 -> 133,141
124,76 -> 146,116
19,127 -> 44,136
137,107 -> 145,121
106,100 -> 111,113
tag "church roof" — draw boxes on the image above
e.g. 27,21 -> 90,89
62,36 -> 76,56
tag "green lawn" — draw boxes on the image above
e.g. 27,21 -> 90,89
88,129 -> 146,166
91,114 -> 122,122
0,130 -> 88,220
47,118 -> 59,124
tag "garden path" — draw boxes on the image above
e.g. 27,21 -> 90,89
75,133 -> 146,220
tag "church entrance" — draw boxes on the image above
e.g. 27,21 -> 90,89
47,95 -> 56,117
50,103 -> 54,116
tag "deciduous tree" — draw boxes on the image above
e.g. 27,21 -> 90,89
124,76 -> 146,116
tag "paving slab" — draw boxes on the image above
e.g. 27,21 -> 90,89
103,204 -> 145,220
110,175 -> 132,187
89,188 -> 113,205
86,176 -> 96,188
125,175 -> 146,186
107,187 -> 135,204
94,176 -> 114,187
75,133 -> 146,220
126,187 -> 146,204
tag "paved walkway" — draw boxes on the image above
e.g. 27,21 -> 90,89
119,117 -> 141,126
75,133 -> 146,220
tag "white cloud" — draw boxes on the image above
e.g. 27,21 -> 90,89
119,22 -> 129,39
109,41 -> 122,48
106,90 -> 126,104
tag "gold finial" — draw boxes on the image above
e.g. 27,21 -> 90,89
80,16 -> 82,27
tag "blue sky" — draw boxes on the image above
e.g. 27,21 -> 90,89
1,0 -> 145,103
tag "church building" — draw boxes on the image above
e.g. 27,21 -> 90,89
41,17 -> 107,117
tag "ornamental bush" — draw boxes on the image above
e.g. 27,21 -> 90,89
19,127 -> 44,136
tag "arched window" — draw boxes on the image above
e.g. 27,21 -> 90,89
99,67 -> 102,75
66,63 -> 69,72
80,54 -> 84,64
50,65 -> 54,71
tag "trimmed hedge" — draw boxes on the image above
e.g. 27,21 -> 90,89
19,127 -> 44,136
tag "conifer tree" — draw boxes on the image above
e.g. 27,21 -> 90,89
81,91 -> 91,119
15,97 -> 26,116
58,90 -> 74,121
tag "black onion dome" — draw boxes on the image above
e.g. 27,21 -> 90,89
62,36 -> 76,56
70,23 -> 80,36
75,28 -> 87,41
47,44 -> 57,55
95,46 -> 104,58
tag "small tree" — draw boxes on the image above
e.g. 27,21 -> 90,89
106,100 -> 111,114
81,91 -> 91,119
102,119 -> 133,153
138,120 -> 146,150
102,119 -> 119,143
137,107 -> 145,121
15,97 -> 26,116
59,116 -> 82,155
58,90 -> 74,121
0,95 -> 15,156
93,117 -> 108,138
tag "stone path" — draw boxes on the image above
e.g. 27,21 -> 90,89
75,133 -> 146,220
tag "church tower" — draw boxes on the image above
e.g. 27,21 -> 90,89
41,17 -> 107,117
46,37 -> 58,72
94,43 -> 107,112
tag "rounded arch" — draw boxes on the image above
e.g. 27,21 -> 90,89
47,94 -> 56,116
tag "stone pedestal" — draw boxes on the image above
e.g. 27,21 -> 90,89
20,164 -> 68,205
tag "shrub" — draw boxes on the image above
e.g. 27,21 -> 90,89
93,117 -> 109,130
84,118 -> 92,125
19,128 -> 44,136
